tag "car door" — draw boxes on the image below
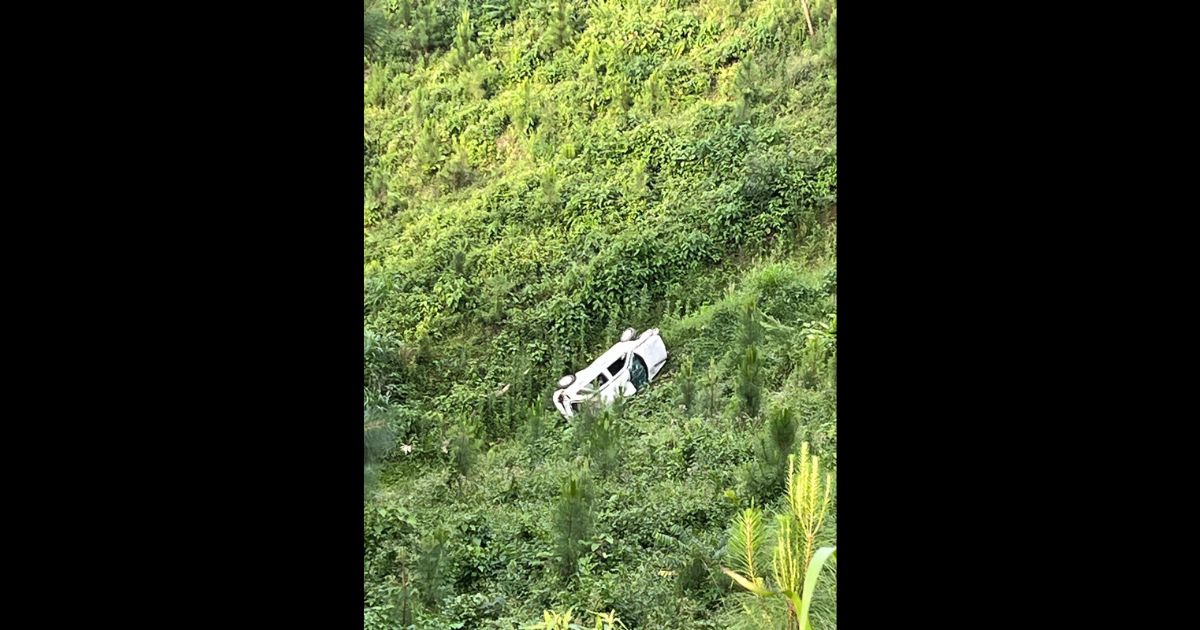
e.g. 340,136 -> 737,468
606,352 -> 636,397
628,353 -> 649,391
638,336 -> 667,379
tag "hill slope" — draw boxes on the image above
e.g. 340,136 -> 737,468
364,0 -> 837,627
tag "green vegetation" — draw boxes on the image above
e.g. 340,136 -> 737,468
722,444 -> 835,630
529,608 -> 627,630
554,468 -> 596,579
364,0 -> 836,626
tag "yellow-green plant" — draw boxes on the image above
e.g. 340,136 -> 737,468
788,443 -> 833,571
726,504 -> 765,585
525,608 -> 625,630
588,610 -> 626,630
722,443 -> 835,630
526,608 -> 573,630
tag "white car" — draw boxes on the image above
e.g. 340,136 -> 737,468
553,328 -> 668,419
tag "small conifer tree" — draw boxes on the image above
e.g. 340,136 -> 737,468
554,468 -> 594,579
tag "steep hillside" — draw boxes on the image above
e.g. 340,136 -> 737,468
364,0 -> 836,627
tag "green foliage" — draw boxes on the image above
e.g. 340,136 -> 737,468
731,54 -> 764,122
743,404 -> 799,502
447,423 -> 482,491
626,159 -> 650,201
675,543 -> 723,600
523,401 -> 547,445
767,406 -> 799,456
787,443 -> 834,574
739,299 -> 765,351
414,119 -> 442,174
585,410 -> 622,478
570,394 -> 600,452
796,546 -> 837,630
528,608 -> 625,630
677,359 -> 696,415
736,345 -> 763,418
554,468 -> 594,580
799,312 -> 836,387
391,572 -> 415,626
364,412 -> 393,500
364,0 -> 836,625
540,164 -> 561,209
726,504 -> 766,582
703,358 -> 722,419
444,591 -> 508,627
441,137 -> 475,190
722,443 -> 835,630
364,6 -> 391,61
734,300 -> 766,417
416,528 -> 450,610
544,0 -> 580,52
451,7 -> 476,69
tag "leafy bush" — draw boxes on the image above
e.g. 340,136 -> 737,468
416,528 -> 451,610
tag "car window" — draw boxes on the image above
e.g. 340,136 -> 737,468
607,354 -> 626,375
592,373 -> 609,389
629,353 -> 649,390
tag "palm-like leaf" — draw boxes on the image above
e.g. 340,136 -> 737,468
797,547 -> 837,630
720,567 -> 772,596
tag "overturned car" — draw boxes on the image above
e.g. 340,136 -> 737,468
553,328 -> 668,420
